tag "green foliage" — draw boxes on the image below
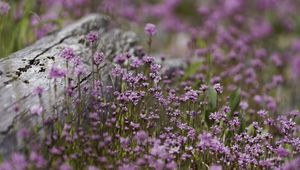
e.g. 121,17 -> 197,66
205,87 -> 218,127
0,0 -> 35,58
183,61 -> 202,80
208,87 -> 218,111
228,88 -> 241,118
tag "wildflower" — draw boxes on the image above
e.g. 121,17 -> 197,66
33,86 -> 44,97
150,63 -> 161,74
130,58 -> 143,68
118,164 -> 138,170
144,23 -> 157,36
281,157 -> 300,170
145,23 -> 157,53
86,31 -> 99,44
150,144 -> 169,159
292,56 -> 300,79
60,47 -> 75,61
73,56 -> 82,66
195,48 -> 209,57
59,163 -> 72,170
213,83 -> 223,94
166,161 -> 177,170
114,54 -> 127,65
74,65 -> 86,77
134,130 -> 148,144
275,147 -> 289,157
240,101 -> 248,110
0,1 -> 10,15
11,153 -> 27,170
17,128 -> 30,139
30,105 -> 43,116
271,53 -> 282,67
35,23 -> 57,39
209,164 -> 222,170
0,161 -> 13,170
257,110 -> 268,117
30,151 -> 46,168
153,159 -> 165,170
143,56 -> 155,64
49,65 -> 66,79
111,66 -> 124,77
93,52 -> 104,65
50,147 -> 62,155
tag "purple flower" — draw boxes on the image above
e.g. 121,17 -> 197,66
152,159 -> 165,170
209,164 -> 222,170
73,56 -> 82,66
0,1 -> 10,15
114,54 -> 127,64
86,31 -> 99,44
50,147 -> 62,155
11,153 -> 27,170
59,163 -> 72,170
49,65 -> 66,79
195,48 -> 209,57
142,56 -> 155,64
144,23 -> 157,36
35,23 -> 57,39
0,161 -> 13,170
292,56 -> 300,79
130,58 -> 144,68
134,130 -> 148,144
224,0 -> 242,14
213,83 -> 223,94
30,105 -> 43,116
281,157 -> 300,170
33,86 -> 44,97
17,128 -> 30,139
150,144 -> 169,159
111,66 -> 124,77
60,47 -> 75,61
166,161 -> 177,170
93,52 -> 104,65
275,147 -> 289,157
118,164 -> 138,170
74,65 -> 86,77
257,110 -> 268,117
30,151 -> 46,168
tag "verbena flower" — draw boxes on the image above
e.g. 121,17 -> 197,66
93,52 -> 104,65
17,128 -> 30,139
30,105 -> 43,116
75,65 -> 86,77
86,31 -> 99,44
209,164 -> 222,170
11,153 -> 27,170
275,147 -> 289,158
49,65 -> 66,79
0,1 -> 10,15
144,23 -> 157,36
60,47 -> 75,61
29,151 -> 46,168
33,86 -> 44,97
59,163 -> 72,170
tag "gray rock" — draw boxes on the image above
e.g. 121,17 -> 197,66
0,14 -> 137,156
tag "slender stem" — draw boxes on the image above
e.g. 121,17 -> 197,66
78,75 -> 81,101
91,47 -> 95,87
148,36 -> 152,54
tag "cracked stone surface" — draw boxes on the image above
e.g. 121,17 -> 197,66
0,14 -> 137,156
